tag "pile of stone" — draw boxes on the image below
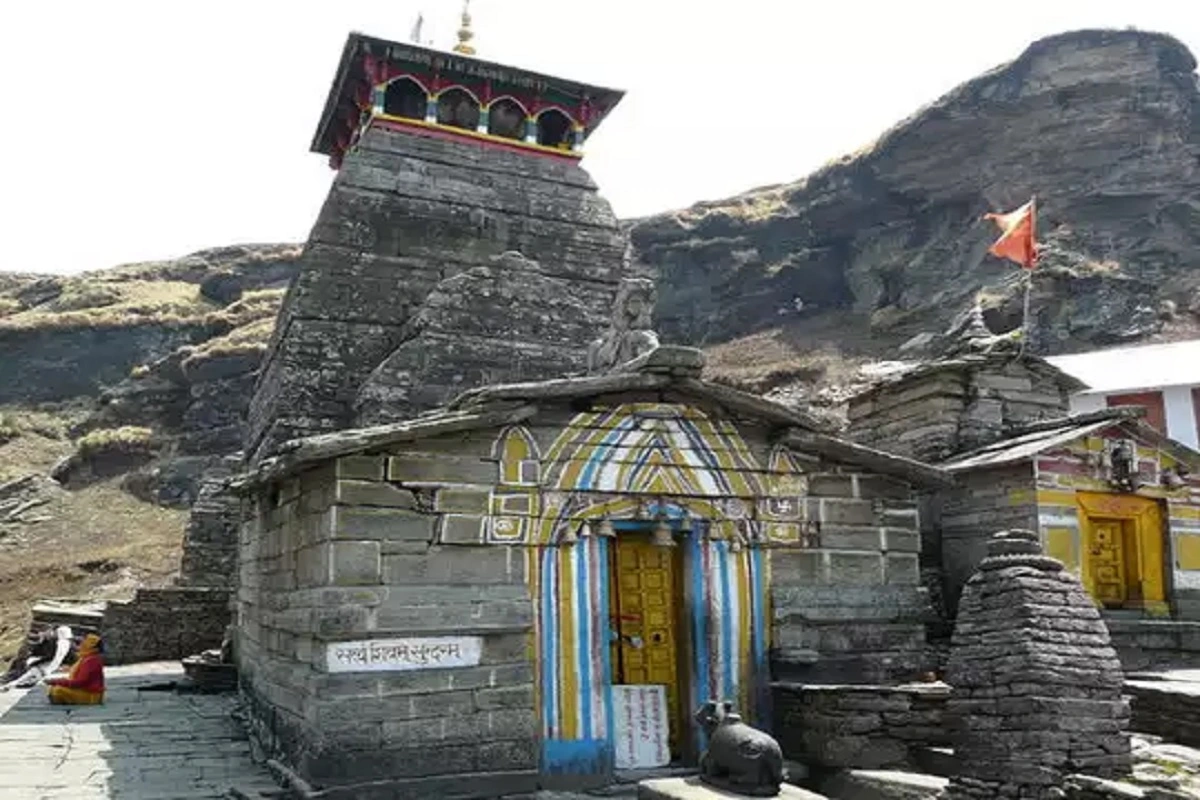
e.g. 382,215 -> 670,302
944,529 -> 1131,799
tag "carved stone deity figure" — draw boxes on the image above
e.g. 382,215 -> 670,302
695,700 -> 785,797
586,277 -> 660,374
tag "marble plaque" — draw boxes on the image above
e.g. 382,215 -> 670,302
325,636 -> 482,673
613,684 -> 670,769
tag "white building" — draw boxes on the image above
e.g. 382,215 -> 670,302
1046,339 -> 1200,450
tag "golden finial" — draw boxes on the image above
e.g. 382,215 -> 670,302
452,0 -> 476,55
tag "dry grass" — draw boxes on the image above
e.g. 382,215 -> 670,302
191,317 -> 276,361
0,280 -> 217,332
75,426 -> 156,458
0,427 -> 184,666
0,408 -> 69,446
704,327 -> 870,395
203,288 -> 286,332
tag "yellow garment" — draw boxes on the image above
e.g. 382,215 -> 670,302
45,634 -> 105,705
48,685 -> 103,705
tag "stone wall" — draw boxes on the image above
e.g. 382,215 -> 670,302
1125,679 -> 1200,749
246,128 -> 627,463
846,356 -> 1072,464
1107,620 -> 1200,671
770,473 -> 934,685
931,464 -> 1038,617
178,456 -> 242,588
236,453 -> 538,798
772,682 -> 950,770
102,588 -> 231,665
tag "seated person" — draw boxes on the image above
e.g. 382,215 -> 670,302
1,624 -> 73,692
46,633 -> 104,705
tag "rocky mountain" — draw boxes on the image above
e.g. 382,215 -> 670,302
634,29 -> 1200,401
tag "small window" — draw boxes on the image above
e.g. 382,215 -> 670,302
488,97 -> 526,140
383,77 -> 426,120
437,87 -> 480,131
536,109 -> 572,149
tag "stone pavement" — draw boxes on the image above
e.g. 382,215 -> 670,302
0,662 -> 281,800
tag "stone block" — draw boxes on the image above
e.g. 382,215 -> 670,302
297,543 -> 331,586
336,507 -> 436,543
475,684 -> 534,710
439,514 -> 487,544
819,525 -> 883,552
337,455 -> 387,482
885,554 -> 920,585
315,605 -> 374,638
772,551 -> 824,584
335,480 -> 416,508
388,454 -> 496,484
474,737 -> 539,772
482,632 -> 532,665
384,708 -> 535,746
829,553 -> 885,585
817,499 -> 879,526
435,487 -> 493,514
809,475 -> 856,498
856,475 -> 913,501
637,777 -> 826,800
332,541 -> 382,585
374,590 -> 532,633
383,546 -> 525,585
885,529 -> 920,553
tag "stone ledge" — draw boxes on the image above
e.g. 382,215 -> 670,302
637,776 -> 827,800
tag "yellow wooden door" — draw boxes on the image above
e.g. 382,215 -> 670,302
1077,492 -> 1167,613
612,535 -> 683,754
1086,519 -> 1128,607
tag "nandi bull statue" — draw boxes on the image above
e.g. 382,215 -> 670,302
695,700 -> 785,797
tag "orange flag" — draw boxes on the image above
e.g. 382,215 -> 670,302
984,198 -> 1037,269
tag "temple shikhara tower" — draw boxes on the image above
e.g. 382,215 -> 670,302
247,19 -> 627,464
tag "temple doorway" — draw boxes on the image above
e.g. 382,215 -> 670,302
1078,492 -> 1167,613
608,530 -> 688,759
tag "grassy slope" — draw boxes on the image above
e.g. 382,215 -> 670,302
0,245 -> 296,668
0,414 -> 187,665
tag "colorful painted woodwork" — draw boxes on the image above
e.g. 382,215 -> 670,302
517,403 -> 777,770
1034,427 -> 1200,614
312,34 -> 623,168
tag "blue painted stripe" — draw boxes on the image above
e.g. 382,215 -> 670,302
718,541 -> 735,702
599,537 -> 615,760
576,416 -> 637,490
678,417 -> 735,495
576,539 -> 593,740
541,547 -> 557,739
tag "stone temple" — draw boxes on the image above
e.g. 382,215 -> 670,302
233,25 -> 956,798
246,29 -> 629,464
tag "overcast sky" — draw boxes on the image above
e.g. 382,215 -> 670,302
1,0 -> 1197,274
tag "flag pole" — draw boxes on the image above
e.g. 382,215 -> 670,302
1018,194 -> 1036,356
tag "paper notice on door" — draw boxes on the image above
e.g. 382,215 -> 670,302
612,684 -> 670,769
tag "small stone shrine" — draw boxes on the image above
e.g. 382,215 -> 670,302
944,529 -> 1132,800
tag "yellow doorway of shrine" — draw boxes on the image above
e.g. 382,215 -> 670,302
609,532 -> 687,758
1077,492 -> 1167,614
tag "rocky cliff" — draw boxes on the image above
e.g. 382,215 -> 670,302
633,29 -> 1200,393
